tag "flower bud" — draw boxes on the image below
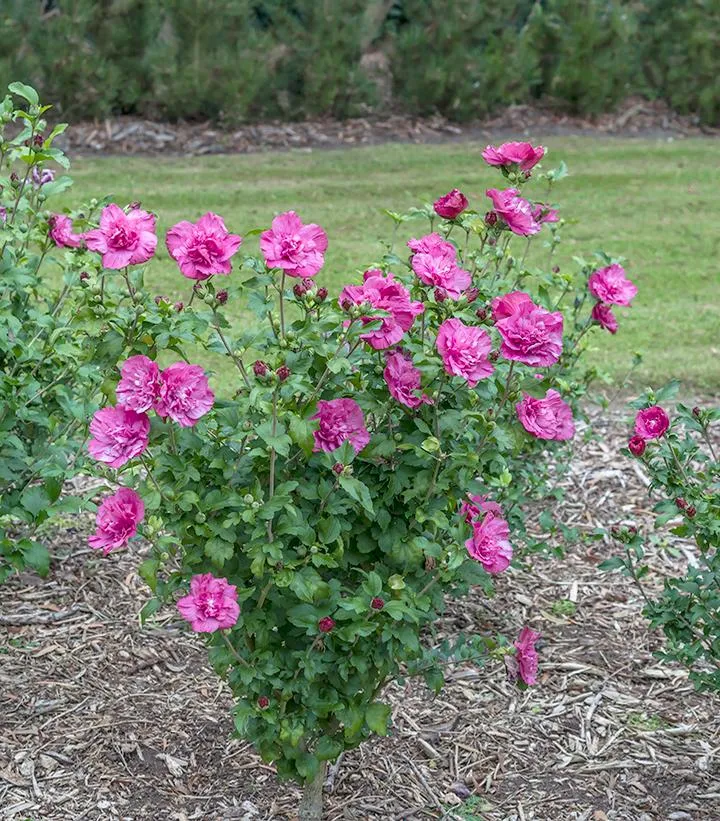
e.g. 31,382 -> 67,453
465,287 -> 479,303
628,435 -> 646,457
253,360 -> 268,377
276,365 -> 290,382
173,301 -> 184,312
332,462 -> 344,475
552,265 -> 560,274
692,406 -> 702,418
243,494 -> 254,504
371,597 -> 385,610
686,505 -> 697,518
487,237 -> 497,246
293,282 -> 308,299
475,308 -> 488,321
79,271 -> 90,282
154,294 -> 168,305
434,287 -> 447,303
675,497 -> 687,510
33,133 -> 44,147
316,287 -> 328,302
216,289 -> 228,305
484,210 -> 498,227
128,201 -> 142,211
488,351 -> 499,363
318,616 -> 335,634
257,696 -> 269,709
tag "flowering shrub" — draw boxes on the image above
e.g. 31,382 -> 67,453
602,389 -> 720,691
0,83 -> 210,581
75,137 -> 635,814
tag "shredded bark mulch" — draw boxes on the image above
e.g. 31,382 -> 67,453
1,401 -> 719,820
58,97 -> 718,158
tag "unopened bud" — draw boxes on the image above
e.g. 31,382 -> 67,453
465,287 -> 479,303
318,616 -> 335,634
253,360 -> 268,377
257,696 -> 269,709
79,271 -> 90,281
475,308 -> 488,321
293,282 -> 308,298
675,497 -> 687,510
316,287 -> 328,302
484,210 -> 498,227
552,265 -> 560,274
434,287 -> 447,303
332,462 -> 344,475
173,301 -> 184,312
276,365 -> 290,382
216,289 -> 228,305
686,505 -> 697,518
371,597 -> 385,610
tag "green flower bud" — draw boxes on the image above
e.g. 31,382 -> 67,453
243,494 -> 254,504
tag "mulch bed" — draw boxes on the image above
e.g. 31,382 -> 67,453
57,97 -> 719,158
1,401 -> 719,820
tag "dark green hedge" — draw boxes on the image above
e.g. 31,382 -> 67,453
1,0 -> 718,125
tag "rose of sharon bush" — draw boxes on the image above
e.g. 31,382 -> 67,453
84,203 -> 157,269
433,188 -> 468,220
116,355 -> 162,413
76,138 -> 632,815
89,487 -> 144,554
87,406 -> 150,467
634,405 -> 670,440
166,212 -> 242,280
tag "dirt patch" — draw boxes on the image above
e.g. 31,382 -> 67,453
57,98 -> 719,158
1,401 -> 719,820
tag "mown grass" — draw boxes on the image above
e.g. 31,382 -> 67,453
59,138 -> 720,391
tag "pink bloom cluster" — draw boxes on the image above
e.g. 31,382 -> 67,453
340,269 -> 424,349
482,141 -> 545,171
460,493 -> 502,524
465,510 -> 513,574
493,292 -> 563,367
312,398 -> 370,454
48,214 -> 83,249
166,212 -> 242,280
433,188 -> 468,220
589,264 -> 638,335
88,487 -> 144,554
486,188 -> 541,236
384,351 -> 432,409
87,406 -> 150,468
260,211 -> 328,278
85,204 -> 157,269
516,390 -> 575,441
514,626 -> 541,685
436,318 -> 493,387
177,574 -> 240,633
407,233 -> 471,299
634,406 -> 670,440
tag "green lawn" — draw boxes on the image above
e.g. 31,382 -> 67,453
60,138 -> 720,391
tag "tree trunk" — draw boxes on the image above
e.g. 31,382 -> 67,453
298,762 -> 327,821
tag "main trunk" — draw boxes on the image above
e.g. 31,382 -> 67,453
298,762 -> 327,821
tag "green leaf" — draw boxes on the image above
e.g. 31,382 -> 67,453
315,735 -> 343,762
20,486 -> 50,518
598,556 -> 626,571
9,82 -> 39,105
338,475 -> 374,517
21,541 -> 50,576
365,702 -> 391,736
205,538 -> 234,566
290,567 -> 326,603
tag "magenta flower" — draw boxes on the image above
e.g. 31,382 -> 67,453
588,264 -> 637,307
436,318 -> 494,387
516,390 -> 575,441
634,406 -> 670,440
32,167 -> 54,188
84,204 -> 157,269
155,363 -> 214,428
514,626 -> 541,685
460,493 -> 503,524
48,214 -> 83,249
166,212 -> 242,281
486,188 -> 541,236
495,299 -> 563,367
491,290 -> 533,322
260,210 -> 328,278
340,270 -> 424,350
433,188 -> 468,220
531,203 -> 559,224
311,398 -> 370,454
177,574 -> 240,633
116,355 -> 162,413
408,234 -> 471,299
465,512 -> 513,574
88,487 -> 144,555
628,434 -> 646,456
87,406 -> 150,468
383,351 -> 432,409
591,302 -> 618,334
482,141 -> 545,171
407,233 -> 448,255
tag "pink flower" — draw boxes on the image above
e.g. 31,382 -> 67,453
436,318 -> 493,387
87,406 -> 150,468
260,210 -> 328,278
384,351 -> 432,409
460,493 -> 503,524
634,406 -> 670,440
166,212 -> 242,280
407,233 -> 448,255
531,204 -> 559,224
311,398 -> 370,454
88,487 -> 144,555
340,270 -> 424,349
48,214 -> 83,248
516,390 -> 575,441
486,188 -> 541,236
84,204 -> 157,268
588,264 -> 637,307
491,290 -> 533,322
433,188 -> 468,219
514,626 -> 541,685
177,573 -> 240,633
465,512 -> 513,574
318,616 -> 335,633
116,355 -> 162,413
628,435 -> 646,456
482,141 -> 545,171
408,235 -> 471,299
32,167 -> 54,187
155,363 -> 214,428
496,299 -> 563,366
591,302 -> 618,334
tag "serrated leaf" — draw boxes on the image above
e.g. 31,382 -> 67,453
365,702 -> 391,736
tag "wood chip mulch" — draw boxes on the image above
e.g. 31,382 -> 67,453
1,401 -> 719,821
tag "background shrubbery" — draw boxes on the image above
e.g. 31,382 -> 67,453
1,0 -> 718,125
